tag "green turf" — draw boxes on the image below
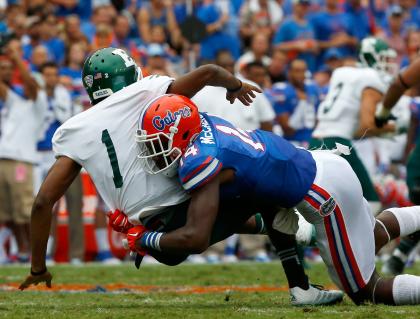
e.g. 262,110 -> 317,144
1,262 -> 420,318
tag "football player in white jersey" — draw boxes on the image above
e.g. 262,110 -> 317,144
18,47 -> 260,284
19,48 -> 345,306
310,37 -> 398,214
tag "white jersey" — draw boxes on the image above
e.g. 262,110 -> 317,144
192,79 -> 275,130
313,67 -> 388,139
53,75 -> 189,223
0,88 -> 48,163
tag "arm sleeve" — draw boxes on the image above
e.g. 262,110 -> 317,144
359,70 -> 387,95
178,153 -> 223,192
52,125 -> 83,165
141,75 -> 175,96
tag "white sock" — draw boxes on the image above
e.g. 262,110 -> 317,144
95,228 -> 110,252
46,236 -> 54,257
392,274 -> 420,305
386,206 -> 420,237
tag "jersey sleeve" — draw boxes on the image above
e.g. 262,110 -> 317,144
178,150 -> 223,192
358,69 -> 387,94
140,74 -> 174,96
52,121 -> 84,165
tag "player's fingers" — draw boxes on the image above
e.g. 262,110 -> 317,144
248,90 -> 256,98
250,85 -> 262,93
243,94 -> 253,104
239,96 -> 250,106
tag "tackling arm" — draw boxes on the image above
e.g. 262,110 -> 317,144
155,175 -> 220,254
19,156 -> 81,290
167,64 -> 262,105
128,175 -> 221,256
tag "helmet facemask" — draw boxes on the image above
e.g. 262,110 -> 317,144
136,115 -> 182,177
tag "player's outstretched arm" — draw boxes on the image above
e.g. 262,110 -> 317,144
383,58 -> 420,110
167,64 -> 261,106
19,156 -> 81,290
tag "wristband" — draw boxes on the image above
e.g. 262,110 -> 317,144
31,267 -> 47,276
140,231 -> 163,251
227,79 -> 242,93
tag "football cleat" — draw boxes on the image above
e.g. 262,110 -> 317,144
290,284 -> 344,306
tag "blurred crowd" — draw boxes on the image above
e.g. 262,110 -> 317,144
0,0 -> 420,265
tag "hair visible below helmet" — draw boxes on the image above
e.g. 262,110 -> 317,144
136,94 -> 202,177
359,37 -> 398,78
82,47 -> 142,105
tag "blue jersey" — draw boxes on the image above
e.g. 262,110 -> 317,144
267,82 -> 320,143
178,113 -> 317,208
37,96 -> 61,151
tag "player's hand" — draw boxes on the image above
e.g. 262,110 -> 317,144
126,225 -> 148,256
107,209 -> 133,234
19,270 -> 53,290
375,102 -> 395,128
226,80 -> 262,106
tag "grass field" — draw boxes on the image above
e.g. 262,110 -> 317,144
1,261 -> 420,318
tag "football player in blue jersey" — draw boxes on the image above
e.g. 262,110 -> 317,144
131,94 -> 420,306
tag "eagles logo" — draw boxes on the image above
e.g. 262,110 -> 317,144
84,75 -> 94,88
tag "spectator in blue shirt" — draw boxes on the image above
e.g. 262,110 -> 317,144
59,42 -> 89,110
273,0 -> 317,72
175,0 -> 240,61
399,0 -> 420,30
137,0 -> 181,48
23,14 -> 66,65
268,59 -> 320,147
52,0 -> 92,22
345,0 -> 372,41
62,15 -> 89,48
309,0 -> 358,68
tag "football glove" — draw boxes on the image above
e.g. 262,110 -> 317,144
107,209 -> 133,234
375,103 -> 396,128
126,225 -> 148,256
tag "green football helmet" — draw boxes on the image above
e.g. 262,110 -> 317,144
82,47 -> 142,104
359,37 -> 397,77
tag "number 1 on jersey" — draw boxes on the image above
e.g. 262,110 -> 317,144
101,129 -> 123,188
